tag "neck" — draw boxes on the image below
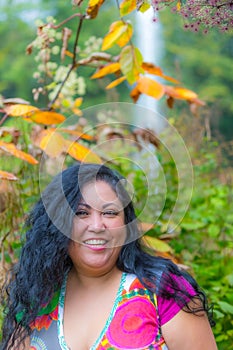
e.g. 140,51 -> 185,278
69,266 -> 123,290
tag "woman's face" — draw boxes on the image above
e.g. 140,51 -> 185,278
69,180 -> 127,276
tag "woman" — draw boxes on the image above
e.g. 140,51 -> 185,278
1,163 -> 217,350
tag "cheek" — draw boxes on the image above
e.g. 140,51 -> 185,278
72,218 -> 85,240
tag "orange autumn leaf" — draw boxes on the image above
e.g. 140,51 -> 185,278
102,21 -> 129,51
86,0 -> 105,19
142,62 -> 163,76
64,50 -> 74,58
38,129 -> 65,158
0,141 -> 38,165
4,104 -> 39,117
27,111 -> 66,125
91,62 -> 121,79
120,0 -> 137,16
0,170 -> 18,181
130,85 -> 141,103
142,62 -> 180,84
64,140 -> 102,163
106,76 -> 126,89
137,76 -> 165,99
165,86 -> 198,100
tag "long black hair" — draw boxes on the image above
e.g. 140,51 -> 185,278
0,163 -> 214,349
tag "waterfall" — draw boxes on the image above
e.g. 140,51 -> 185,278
135,7 -> 164,131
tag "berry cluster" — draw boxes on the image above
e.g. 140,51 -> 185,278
151,0 -> 233,33
28,18 -> 102,111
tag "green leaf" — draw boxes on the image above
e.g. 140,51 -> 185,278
218,301 -> 233,315
213,309 -> 224,319
225,274 -> 233,286
119,45 -> 143,84
207,224 -> 220,237
181,221 -> 206,231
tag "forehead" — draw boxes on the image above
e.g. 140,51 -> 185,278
79,180 -> 123,207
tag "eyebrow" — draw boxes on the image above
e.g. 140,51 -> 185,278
77,202 -> 122,210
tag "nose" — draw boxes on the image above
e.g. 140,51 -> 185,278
88,212 -> 105,233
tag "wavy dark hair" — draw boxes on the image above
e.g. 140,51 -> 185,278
0,163 -> 214,349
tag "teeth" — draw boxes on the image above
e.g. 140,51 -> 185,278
84,239 -> 107,245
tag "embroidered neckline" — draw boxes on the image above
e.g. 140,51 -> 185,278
57,271 -> 126,350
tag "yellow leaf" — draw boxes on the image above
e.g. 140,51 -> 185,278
0,170 -> 18,181
39,129 -> 65,158
73,97 -> 83,108
177,0 -> 181,11
91,62 -> 121,79
165,86 -> 198,100
144,235 -> 173,253
106,76 -> 126,89
28,111 -> 66,125
120,0 -> 137,17
102,21 -> 128,51
120,46 -> 144,84
65,140 -> 102,163
142,62 -> 180,84
86,0 -> 105,19
4,104 -> 39,117
138,2 -> 150,12
59,128 -> 94,141
0,141 -> 38,165
72,98 -> 83,116
88,0 -> 102,5
116,22 -> 133,47
137,76 -> 165,99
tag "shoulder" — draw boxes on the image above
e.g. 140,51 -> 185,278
161,307 -> 217,349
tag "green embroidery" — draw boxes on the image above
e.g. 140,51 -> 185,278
15,290 -> 60,323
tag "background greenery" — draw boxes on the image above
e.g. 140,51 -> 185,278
0,1 -> 233,348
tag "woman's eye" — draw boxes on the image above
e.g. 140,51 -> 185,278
103,211 -> 119,217
75,210 -> 89,217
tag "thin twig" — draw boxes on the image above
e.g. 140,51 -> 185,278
0,113 -> 9,127
51,13 -> 84,29
0,231 -> 11,249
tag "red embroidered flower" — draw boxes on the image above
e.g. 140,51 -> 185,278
30,305 -> 58,331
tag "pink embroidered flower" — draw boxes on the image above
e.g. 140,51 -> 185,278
106,297 -> 158,349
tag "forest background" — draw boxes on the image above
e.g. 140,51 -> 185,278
0,0 -> 233,348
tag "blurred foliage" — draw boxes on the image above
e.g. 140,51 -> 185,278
0,1 -> 233,348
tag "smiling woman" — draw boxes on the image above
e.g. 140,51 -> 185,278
0,163 -> 217,350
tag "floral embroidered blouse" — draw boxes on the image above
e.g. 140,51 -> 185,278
29,272 -> 191,350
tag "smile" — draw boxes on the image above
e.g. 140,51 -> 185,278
84,239 -> 108,246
